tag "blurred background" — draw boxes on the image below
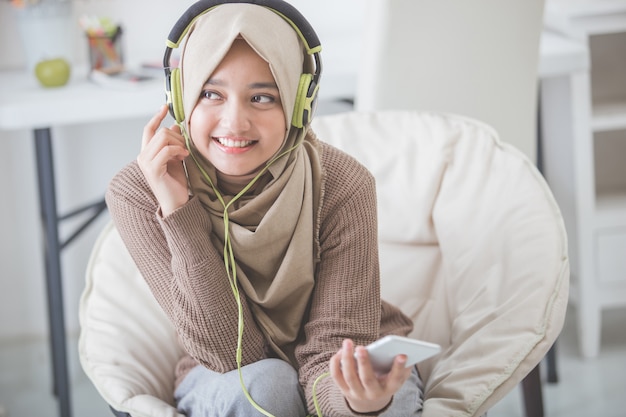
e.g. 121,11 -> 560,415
0,0 -> 625,416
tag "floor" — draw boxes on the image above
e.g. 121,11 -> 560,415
490,306 -> 626,417
0,305 -> 625,417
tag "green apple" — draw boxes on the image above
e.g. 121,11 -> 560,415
34,58 -> 71,88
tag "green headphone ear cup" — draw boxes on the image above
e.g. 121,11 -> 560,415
303,81 -> 319,127
170,68 -> 185,123
292,73 -> 314,129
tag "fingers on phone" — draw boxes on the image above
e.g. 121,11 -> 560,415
354,346 -> 380,388
387,354 -> 411,391
330,347 -> 350,391
341,340 -> 361,385
394,354 -> 408,369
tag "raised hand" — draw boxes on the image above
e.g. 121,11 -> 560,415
330,339 -> 412,414
137,105 -> 190,216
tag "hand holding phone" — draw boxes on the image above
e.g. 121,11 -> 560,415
362,335 -> 441,374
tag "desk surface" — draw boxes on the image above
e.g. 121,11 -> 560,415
0,68 -> 164,131
0,31 -> 588,132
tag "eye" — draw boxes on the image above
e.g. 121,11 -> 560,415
251,94 -> 275,104
200,90 -> 222,100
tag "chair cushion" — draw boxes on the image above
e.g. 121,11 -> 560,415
312,110 -> 569,416
79,110 -> 568,417
79,221 -> 185,417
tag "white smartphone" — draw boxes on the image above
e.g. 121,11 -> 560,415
361,335 -> 441,374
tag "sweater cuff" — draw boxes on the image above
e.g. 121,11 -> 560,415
315,376 -> 393,417
346,397 -> 393,416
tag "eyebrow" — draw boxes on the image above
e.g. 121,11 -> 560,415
204,78 -> 278,90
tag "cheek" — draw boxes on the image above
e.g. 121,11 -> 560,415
267,128 -> 287,155
188,107 -> 217,139
269,114 -> 288,148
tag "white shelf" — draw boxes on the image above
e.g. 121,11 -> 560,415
545,0 -> 626,37
595,189 -> 626,229
541,0 -> 626,358
592,98 -> 626,132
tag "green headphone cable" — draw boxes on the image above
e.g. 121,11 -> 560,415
182,125 -> 329,416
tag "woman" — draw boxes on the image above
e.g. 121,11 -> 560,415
106,1 -> 424,416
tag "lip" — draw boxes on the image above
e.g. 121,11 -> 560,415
213,136 -> 257,154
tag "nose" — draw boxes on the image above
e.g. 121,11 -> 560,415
220,98 -> 251,133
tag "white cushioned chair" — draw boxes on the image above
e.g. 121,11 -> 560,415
79,110 -> 569,417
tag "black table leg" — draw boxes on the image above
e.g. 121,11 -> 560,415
34,127 -> 72,417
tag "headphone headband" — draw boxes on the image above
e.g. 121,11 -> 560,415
166,0 -> 321,53
163,0 -> 322,128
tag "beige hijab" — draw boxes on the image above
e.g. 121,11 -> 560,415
179,4 -> 322,364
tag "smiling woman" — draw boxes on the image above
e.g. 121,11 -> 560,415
104,1 -> 422,417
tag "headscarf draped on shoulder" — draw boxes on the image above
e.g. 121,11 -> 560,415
179,3 -> 322,365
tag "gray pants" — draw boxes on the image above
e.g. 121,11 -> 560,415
175,359 -> 423,417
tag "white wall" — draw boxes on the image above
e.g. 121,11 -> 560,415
0,0 -> 364,340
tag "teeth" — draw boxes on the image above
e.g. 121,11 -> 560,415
217,137 -> 254,148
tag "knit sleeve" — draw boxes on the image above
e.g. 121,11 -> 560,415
105,161 -> 266,373
295,146 -> 386,416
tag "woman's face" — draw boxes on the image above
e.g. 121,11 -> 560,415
188,39 -> 287,177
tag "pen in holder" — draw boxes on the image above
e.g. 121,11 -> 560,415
87,26 -> 124,74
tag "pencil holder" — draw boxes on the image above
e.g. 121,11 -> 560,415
87,26 -> 124,74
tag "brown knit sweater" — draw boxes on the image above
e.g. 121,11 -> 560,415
105,139 -> 414,416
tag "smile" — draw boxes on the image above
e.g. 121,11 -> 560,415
215,137 -> 256,148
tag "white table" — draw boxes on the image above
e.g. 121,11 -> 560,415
0,30 -> 589,417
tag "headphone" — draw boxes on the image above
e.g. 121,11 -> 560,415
163,0 -> 322,129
